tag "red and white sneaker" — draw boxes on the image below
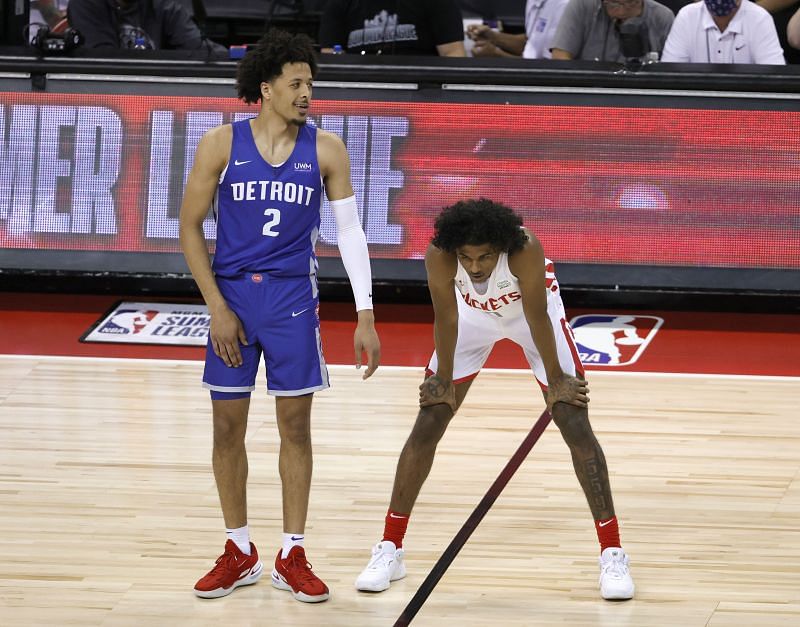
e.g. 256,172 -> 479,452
194,540 -> 263,599
271,546 -> 330,603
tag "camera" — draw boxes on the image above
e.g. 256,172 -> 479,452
618,18 -> 649,66
31,24 -> 84,54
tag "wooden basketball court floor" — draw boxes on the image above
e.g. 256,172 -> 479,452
1,354 -> 798,626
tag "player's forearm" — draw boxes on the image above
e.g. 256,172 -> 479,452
528,314 -> 564,382
357,308 -> 375,327
338,228 -> 373,312
433,314 -> 458,380
332,196 -> 373,312
179,222 -> 227,314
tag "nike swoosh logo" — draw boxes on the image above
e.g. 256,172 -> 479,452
598,519 -> 614,527
388,513 -> 408,519
290,535 -> 304,541
234,159 -> 252,166
238,567 -> 253,580
291,308 -> 310,317
735,45 -> 745,51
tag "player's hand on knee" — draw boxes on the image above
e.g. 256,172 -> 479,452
210,307 -> 247,368
419,375 -> 456,412
546,373 -> 589,410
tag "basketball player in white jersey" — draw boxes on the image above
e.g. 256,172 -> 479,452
181,29 -> 379,603
355,198 -> 634,600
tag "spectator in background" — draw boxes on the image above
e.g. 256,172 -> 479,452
661,0 -> 785,64
466,0 -> 570,59
757,0 -> 800,63
67,0 -> 226,52
550,0 -> 674,62
30,0 -> 68,30
789,5 -> 800,49
318,0 -> 466,55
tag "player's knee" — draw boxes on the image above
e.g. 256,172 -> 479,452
212,413 -> 247,448
410,405 -> 453,444
280,421 -> 311,447
551,404 -> 593,447
276,410 -> 312,446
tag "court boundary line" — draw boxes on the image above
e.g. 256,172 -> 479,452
1,354 -> 797,382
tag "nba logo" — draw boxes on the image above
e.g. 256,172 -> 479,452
98,310 -> 158,335
569,314 -> 663,366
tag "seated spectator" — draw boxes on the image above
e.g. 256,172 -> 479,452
661,0 -> 785,64
318,0 -> 466,55
31,0 -> 68,30
466,0 -> 570,58
550,0 -> 675,62
758,0 -> 800,63
790,4 -> 800,49
67,0 -> 226,53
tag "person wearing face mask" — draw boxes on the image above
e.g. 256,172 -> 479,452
661,0 -> 786,63
550,0 -> 675,62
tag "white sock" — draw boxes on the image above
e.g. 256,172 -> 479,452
226,525 -> 251,555
281,532 -> 304,558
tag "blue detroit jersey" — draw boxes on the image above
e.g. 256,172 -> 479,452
212,120 -> 323,278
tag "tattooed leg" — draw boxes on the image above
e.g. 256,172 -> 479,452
551,403 -> 615,520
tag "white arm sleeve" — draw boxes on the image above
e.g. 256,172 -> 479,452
331,195 -> 373,311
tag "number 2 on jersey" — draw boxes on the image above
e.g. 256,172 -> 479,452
263,208 -> 281,237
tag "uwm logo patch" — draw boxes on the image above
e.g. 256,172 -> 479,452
569,314 -> 663,366
294,162 -> 313,172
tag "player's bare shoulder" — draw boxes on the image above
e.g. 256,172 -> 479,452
508,228 -> 545,277
196,123 -> 234,172
424,243 -> 457,279
316,128 -> 348,175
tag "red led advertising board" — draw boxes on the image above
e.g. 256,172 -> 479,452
1,92 -> 798,270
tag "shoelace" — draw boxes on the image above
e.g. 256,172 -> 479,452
367,550 -> 394,571
207,549 -> 239,583
284,551 -> 318,585
601,556 -> 628,579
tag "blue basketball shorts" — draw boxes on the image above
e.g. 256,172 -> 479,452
202,272 -> 329,397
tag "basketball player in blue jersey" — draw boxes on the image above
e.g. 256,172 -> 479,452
180,29 -> 380,603
355,199 -> 635,600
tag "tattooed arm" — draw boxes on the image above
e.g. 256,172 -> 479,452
509,232 -> 589,411
419,244 -> 458,412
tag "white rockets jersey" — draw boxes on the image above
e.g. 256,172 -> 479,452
454,252 -> 560,319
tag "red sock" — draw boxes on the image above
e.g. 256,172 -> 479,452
382,509 -> 410,548
595,516 -> 621,552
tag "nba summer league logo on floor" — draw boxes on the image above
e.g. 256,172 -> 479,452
85,302 -> 210,346
570,315 -> 663,366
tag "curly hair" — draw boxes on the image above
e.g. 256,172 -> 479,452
431,198 -> 527,254
236,29 -> 318,105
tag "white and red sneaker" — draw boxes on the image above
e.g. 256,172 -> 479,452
194,540 -> 263,599
271,546 -> 330,603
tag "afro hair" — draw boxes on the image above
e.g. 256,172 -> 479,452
431,198 -> 527,254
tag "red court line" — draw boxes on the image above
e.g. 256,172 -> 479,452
0,293 -> 798,377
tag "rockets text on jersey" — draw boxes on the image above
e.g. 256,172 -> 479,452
454,253 -> 560,319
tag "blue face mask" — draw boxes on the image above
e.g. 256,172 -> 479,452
704,0 -> 738,16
